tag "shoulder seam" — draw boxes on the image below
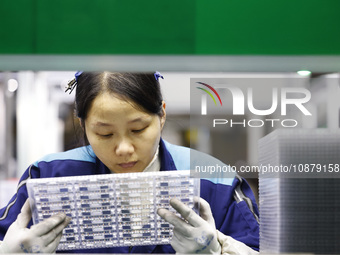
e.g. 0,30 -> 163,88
33,146 -> 95,167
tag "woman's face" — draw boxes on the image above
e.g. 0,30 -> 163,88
84,92 -> 166,173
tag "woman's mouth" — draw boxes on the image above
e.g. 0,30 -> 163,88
118,161 -> 137,169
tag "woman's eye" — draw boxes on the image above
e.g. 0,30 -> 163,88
99,134 -> 113,138
132,127 -> 147,133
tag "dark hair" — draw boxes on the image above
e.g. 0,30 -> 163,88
74,72 -> 164,145
76,72 -> 163,119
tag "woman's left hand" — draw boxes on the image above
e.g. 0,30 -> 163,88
157,197 -> 221,254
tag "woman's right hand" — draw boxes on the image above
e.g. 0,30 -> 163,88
0,199 -> 71,253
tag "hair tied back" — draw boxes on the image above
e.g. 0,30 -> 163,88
154,71 -> 164,81
65,71 -> 83,94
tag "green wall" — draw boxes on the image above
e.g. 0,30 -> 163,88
1,0 -> 340,54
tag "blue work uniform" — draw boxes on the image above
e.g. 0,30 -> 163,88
0,139 -> 259,253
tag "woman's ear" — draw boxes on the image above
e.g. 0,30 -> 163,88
160,101 -> 166,130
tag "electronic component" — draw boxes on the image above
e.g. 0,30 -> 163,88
27,170 -> 200,250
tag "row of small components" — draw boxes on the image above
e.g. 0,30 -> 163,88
35,190 -> 193,205
36,200 -> 192,217
30,178 -> 194,195
33,187 -> 194,201
37,210 -> 172,227
60,231 -> 172,242
60,222 -> 171,232
58,233 -> 172,248
34,193 -> 193,212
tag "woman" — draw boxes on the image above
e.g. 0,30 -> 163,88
0,72 -> 259,254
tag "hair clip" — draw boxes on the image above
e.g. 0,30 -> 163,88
65,71 -> 83,94
154,71 -> 164,81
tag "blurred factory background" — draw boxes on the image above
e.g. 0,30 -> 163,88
0,71 -> 340,207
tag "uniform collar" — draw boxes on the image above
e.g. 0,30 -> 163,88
142,146 -> 160,172
159,138 -> 177,171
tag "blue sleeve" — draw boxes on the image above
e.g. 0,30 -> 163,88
200,177 -> 259,251
0,164 -> 40,240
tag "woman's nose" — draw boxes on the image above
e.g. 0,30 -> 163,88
115,138 -> 134,156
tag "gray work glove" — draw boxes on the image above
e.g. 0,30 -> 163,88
157,197 -> 221,254
217,230 -> 259,255
0,199 -> 71,253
